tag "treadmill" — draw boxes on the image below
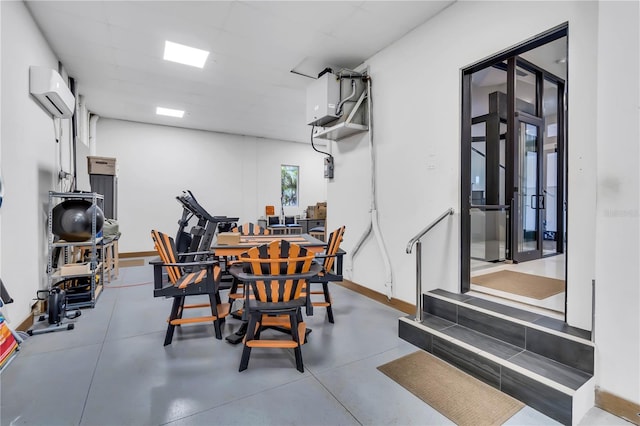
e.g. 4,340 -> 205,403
175,190 -> 238,264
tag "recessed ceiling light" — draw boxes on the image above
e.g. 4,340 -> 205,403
163,40 -> 209,68
156,107 -> 184,118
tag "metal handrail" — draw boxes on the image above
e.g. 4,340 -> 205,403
406,208 -> 454,322
406,208 -> 454,254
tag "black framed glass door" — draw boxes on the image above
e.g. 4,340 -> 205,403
512,112 -> 544,262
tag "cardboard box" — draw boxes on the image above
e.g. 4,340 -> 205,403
313,202 -> 327,219
88,156 -> 117,175
307,206 -> 317,219
307,202 -> 327,219
217,232 -> 240,245
315,206 -> 327,219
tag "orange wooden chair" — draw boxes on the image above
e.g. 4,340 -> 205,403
232,222 -> 270,236
150,230 -> 230,345
305,226 -> 345,323
231,240 -> 319,372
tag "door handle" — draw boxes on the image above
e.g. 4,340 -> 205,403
530,194 -> 545,209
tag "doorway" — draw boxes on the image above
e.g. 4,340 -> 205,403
461,25 -> 567,315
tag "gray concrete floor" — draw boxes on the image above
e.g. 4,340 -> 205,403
1,264 -> 629,425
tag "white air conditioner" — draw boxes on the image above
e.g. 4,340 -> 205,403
29,66 -> 75,118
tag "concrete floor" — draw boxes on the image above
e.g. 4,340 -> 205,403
1,263 -> 629,425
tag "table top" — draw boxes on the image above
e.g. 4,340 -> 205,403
211,233 -> 327,255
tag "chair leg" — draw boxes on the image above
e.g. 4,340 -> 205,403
239,313 -> 259,372
228,277 -> 240,304
323,283 -> 334,324
177,297 -> 185,320
164,296 -> 183,346
209,293 -> 223,340
289,311 -> 304,373
305,284 -> 314,316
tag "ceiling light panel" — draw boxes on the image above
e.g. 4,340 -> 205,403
163,41 -> 209,68
156,107 -> 184,118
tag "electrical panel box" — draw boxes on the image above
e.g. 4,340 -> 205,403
306,72 -> 340,126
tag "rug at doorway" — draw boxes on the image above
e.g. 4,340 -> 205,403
377,351 -> 523,426
471,270 -> 565,300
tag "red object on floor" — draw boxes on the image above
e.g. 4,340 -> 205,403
0,318 -> 18,369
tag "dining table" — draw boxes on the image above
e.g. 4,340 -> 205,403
211,232 -> 328,344
211,233 -> 327,257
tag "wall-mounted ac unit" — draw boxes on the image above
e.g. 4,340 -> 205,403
29,66 -> 75,118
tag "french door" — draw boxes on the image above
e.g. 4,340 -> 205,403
461,24 -> 567,293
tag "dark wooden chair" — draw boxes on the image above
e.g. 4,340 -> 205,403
230,240 -> 319,372
306,226 -> 345,323
150,230 -> 230,345
266,215 -> 287,234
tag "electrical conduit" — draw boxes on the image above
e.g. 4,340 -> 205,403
349,76 -> 394,299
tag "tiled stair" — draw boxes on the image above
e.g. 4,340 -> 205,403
398,289 -> 595,425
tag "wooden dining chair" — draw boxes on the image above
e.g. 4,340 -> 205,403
150,230 -> 230,345
234,239 -> 317,372
266,215 -> 286,234
233,222 -> 270,236
305,225 -> 345,323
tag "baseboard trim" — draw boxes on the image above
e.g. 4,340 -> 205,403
336,280 -> 414,315
595,388 -> 640,425
16,314 -> 35,333
120,251 -> 157,259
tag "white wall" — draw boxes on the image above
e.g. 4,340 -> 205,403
330,0 -> 639,407
593,1 -> 640,405
0,1 -> 74,325
95,119 -> 326,252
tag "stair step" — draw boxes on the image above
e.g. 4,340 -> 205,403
399,289 -> 596,425
430,289 -> 591,340
425,290 -> 594,374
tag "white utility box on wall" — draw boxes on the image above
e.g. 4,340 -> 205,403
306,72 -> 340,126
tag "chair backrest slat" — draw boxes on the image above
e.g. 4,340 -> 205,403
151,230 -> 182,284
240,240 -> 314,303
323,226 -> 345,272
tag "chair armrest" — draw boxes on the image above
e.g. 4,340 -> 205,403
313,248 -> 346,259
158,260 -> 218,268
177,250 -> 213,257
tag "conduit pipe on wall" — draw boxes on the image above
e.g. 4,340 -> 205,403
336,79 -> 356,116
89,114 -> 99,156
348,76 -> 394,299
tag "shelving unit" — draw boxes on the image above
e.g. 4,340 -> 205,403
47,191 -> 104,309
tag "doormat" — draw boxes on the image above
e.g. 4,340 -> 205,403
471,270 -> 565,300
378,351 -> 523,426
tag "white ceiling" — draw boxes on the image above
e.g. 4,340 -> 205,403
25,1 -> 454,143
